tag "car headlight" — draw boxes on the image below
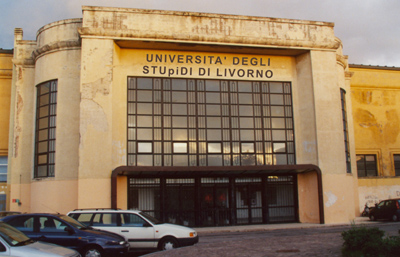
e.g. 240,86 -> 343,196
107,240 -> 126,245
189,232 -> 196,237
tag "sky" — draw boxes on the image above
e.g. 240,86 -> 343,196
1,0 -> 399,67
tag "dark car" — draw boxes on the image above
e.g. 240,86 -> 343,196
1,213 -> 129,257
369,198 -> 400,222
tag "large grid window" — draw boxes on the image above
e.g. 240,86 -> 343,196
340,89 -> 351,173
394,154 -> 400,176
128,78 -> 295,167
34,80 -> 57,178
356,154 -> 377,177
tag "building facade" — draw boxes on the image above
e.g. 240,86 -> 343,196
349,65 -> 400,209
0,49 -> 13,211
6,6 -> 364,226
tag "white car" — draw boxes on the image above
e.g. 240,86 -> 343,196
0,221 -> 80,257
67,209 -> 198,250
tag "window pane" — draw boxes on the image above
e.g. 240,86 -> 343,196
37,154 -> 47,164
270,106 -> 284,116
270,95 -> 284,105
241,143 -> 254,153
137,129 -> 153,140
207,129 -> 222,140
137,91 -> 153,102
172,92 -> 187,103
137,155 -> 153,166
137,116 -> 153,127
206,93 -> 220,103
208,143 -> 222,153
138,143 -> 152,153
206,105 -> 221,115
205,80 -> 219,91
137,78 -> 152,89
240,118 -> 254,129
173,155 -> 188,166
207,117 -> 221,128
172,117 -> 187,128
173,129 -> 188,141
240,130 -> 254,141
238,94 -> 252,104
38,129 -> 48,141
239,106 -> 253,116
137,103 -> 152,114
172,79 -> 186,90
273,143 -> 286,153
173,143 -> 187,153
172,104 -> 187,115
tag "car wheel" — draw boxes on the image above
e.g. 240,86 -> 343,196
82,246 -> 103,257
369,215 -> 376,221
159,237 -> 179,250
391,214 -> 399,222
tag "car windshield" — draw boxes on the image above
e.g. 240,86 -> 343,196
0,222 -> 32,246
140,212 -> 163,225
59,215 -> 87,229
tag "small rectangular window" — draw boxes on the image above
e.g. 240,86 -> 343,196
356,154 -> 377,177
394,154 -> 400,176
0,156 -> 7,182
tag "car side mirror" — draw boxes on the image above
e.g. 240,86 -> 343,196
143,222 -> 152,228
64,226 -> 75,235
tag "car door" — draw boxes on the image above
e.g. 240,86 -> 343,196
120,213 -> 156,249
6,215 -> 37,239
374,201 -> 386,219
36,216 -> 80,250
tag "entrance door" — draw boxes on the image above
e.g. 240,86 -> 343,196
235,178 -> 263,224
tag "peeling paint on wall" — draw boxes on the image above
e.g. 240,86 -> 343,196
80,99 -> 108,137
324,191 -> 337,207
302,141 -> 316,152
112,141 -> 126,166
358,185 -> 400,212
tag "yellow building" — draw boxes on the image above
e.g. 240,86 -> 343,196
3,6 -> 383,226
349,65 -> 400,210
0,49 -> 13,210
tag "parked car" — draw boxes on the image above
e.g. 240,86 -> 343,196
1,213 -> 129,257
0,221 -> 80,257
369,198 -> 400,221
0,212 -> 21,218
68,209 -> 198,250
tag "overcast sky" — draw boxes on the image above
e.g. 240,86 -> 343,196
1,0 -> 399,67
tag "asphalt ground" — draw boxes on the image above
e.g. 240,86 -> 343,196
139,217 -> 400,257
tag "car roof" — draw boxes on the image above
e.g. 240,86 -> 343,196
69,209 -> 141,213
3,213 -> 65,218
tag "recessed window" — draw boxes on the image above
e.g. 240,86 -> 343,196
128,78 -> 295,166
356,154 -> 377,177
394,154 -> 400,176
34,80 -> 57,178
0,157 -> 7,182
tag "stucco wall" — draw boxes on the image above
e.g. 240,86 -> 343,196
350,66 -> 400,213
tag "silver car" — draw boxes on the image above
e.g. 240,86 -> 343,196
0,221 -> 80,257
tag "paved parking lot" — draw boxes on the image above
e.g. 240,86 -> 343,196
140,217 -> 400,257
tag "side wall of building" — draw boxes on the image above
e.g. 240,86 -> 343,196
0,50 -> 13,210
350,66 -> 400,212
